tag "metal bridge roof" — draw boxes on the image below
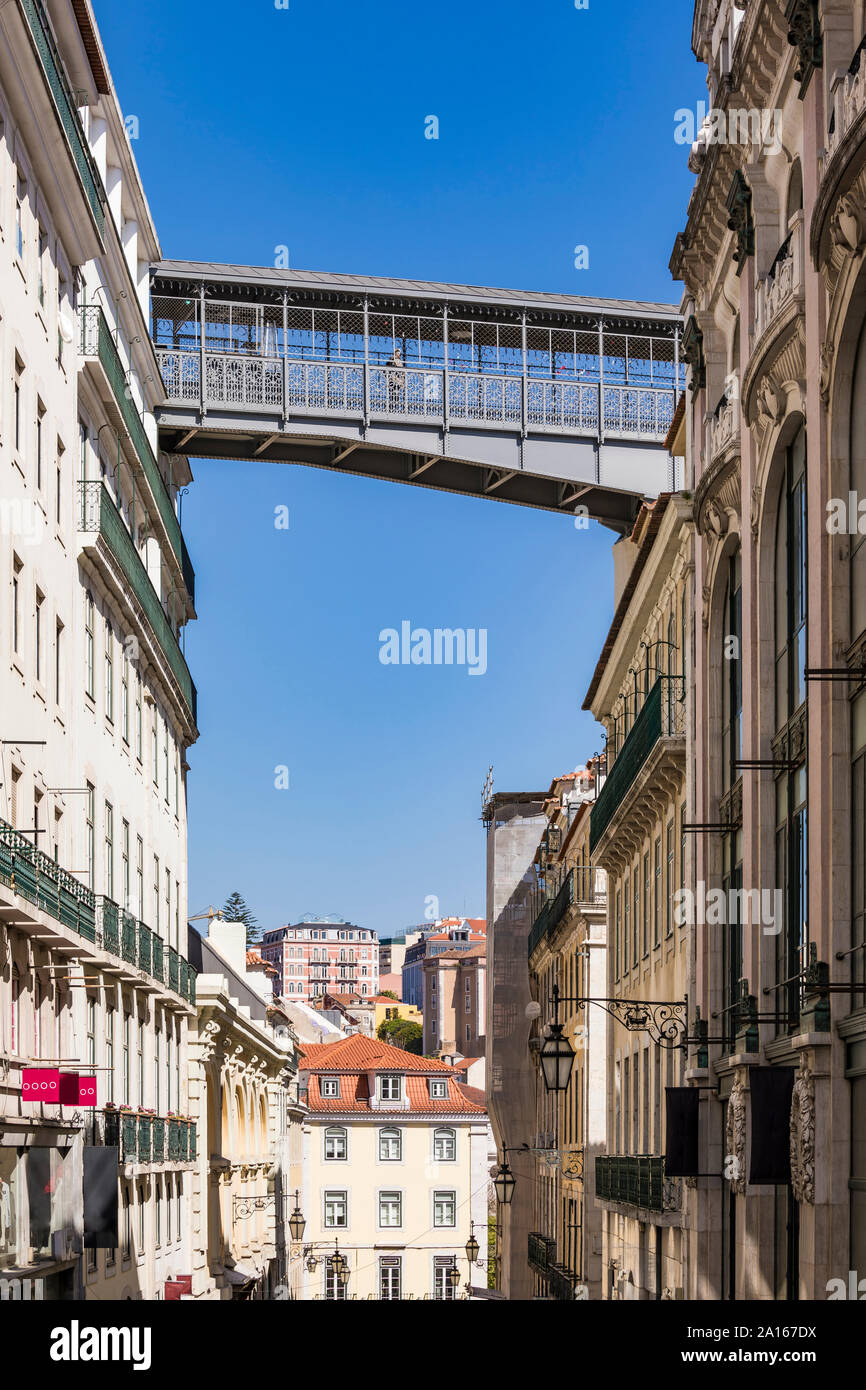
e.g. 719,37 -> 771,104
153,260 -> 680,327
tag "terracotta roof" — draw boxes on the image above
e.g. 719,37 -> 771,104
424,944 -> 486,963
299,1034 -> 455,1073
246,950 -> 278,975
454,1058 -> 482,1071
301,1067 -> 486,1115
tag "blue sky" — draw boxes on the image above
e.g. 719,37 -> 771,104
94,0 -> 701,939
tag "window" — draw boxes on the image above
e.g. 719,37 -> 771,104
10,966 -> 19,1054
722,550 -> 743,790
151,709 -> 158,787
122,1012 -> 131,1105
433,1127 -> 456,1162
15,172 -> 25,260
85,784 -> 95,890
379,1127 -> 402,1161
324,1191 -> 347,1228
163,720 -> 169,803
85,592 -> 95,698
429,1079 -> 447,1099
36,401 -> 44,489
105,1007 -> 114,1103
122,1186 -> 131,1257
12,556 -> 22,656
378,1191 -> 402,1228
434,1190 -> 456,1227
324,1127 -> 347,1161
121,650 -> 129,744
155,1179 -> 162,1248
153,856 -> 160,934
54,619 -> 63,706
379,1075 -> 401,1101
104,802 -> 114,899
136,837 -> 144,918
138,1184 -> 145,1249
325,1267 -> 348,1300
434,1257 -> 458,1300
654,835 -> 661,947
121,821 -> 130,911
34,589 -> 43,682
379,1257 -> 401,1300
321,1077 -> 340,1098
55,438 -> 63,527
135,676 -> 143,762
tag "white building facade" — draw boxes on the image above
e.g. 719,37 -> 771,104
0,0 -> 197,1300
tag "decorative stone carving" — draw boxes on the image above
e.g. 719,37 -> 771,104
790,1058 -> 815,1204
750,481 -> 762,539
771,702 -> 808,772
726,1079 -> 747,1194
785,0 -> 822,98
726,171 -> 755,275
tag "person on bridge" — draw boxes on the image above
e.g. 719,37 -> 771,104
387,346 -> 405,411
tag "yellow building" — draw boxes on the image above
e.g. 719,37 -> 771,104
373,996 -> 423,1034
296,1034 -> 489,1299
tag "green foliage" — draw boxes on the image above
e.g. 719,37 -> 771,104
379,989 -> 398,1000
221,891 -> 259,946
376,1017 -> 423,1054
488,1216 -> 497,1289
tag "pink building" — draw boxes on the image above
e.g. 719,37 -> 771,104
259,916 -> 380,1002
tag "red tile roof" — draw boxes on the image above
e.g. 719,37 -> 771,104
299,1033 -> 454,1073
456,1082 -> 486,1107
246,950 -> 278,976
301,1070 -> 486,1115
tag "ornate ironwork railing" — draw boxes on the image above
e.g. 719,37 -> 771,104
528,1231 -> 556,1273
590,676 -> 686,854
80,306 -> 194,602
0,818 -> 96,939
91,897 -> 197,1002
595,1155 -> 668,1212
19,0 -> 106,234
155,347 -> 678,444
78,481 -> 197,724
528,864 -> 605,959
98,1111 -> 195,1165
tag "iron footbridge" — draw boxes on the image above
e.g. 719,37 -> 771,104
151,263 -> 684,532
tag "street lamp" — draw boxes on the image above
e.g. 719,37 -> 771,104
465,1223 -> 480,1266
305,1251 -> 318,1273
329,1241 -> 348,1279
447,1262 -> 461,1292
493,1160 -> 516,1206
539,987 -> 576,1093
288,1190 -> 305,1243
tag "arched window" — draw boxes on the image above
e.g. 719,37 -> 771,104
324,1126 -> 347,1161
379,1127 -> 402,1162
433,1127 -> 456,1162
786,159 -> 803,222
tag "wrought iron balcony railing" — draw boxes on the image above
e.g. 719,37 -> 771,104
595,1155 -> 669,1212
528,1231 -> 556,1274
79,480 -> 197,725
98,1110 -> 195,1165
528,863 -> 604,959
79,306 -> 195,602
20,0 -> 106,235
0,820 -> 96,939
590,676 -> 685,855
95,897 -> 196,1003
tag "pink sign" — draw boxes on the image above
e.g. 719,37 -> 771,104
58,1073 -> 98,1106
77,1076 -> 97,1107
22,1069 -> 60,1101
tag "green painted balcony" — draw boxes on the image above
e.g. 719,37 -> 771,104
80,305 -> 195,603
95,897 -> 197,1003
589,676 -> 685,856
79,480 -> 197,726
20,0 -> 106,235
0,819 -> 96,940
595,1155 -> 667,1212
100,1111 -> 195,1166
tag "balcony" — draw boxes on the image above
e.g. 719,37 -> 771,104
595,1155 -> 679,1213
79,481 -> 197,727
708,382 -> 740,466
96,897 -> 197,1004
528,864 -> 604,959
80,306 -> 195,604
754,220 -> 804,345
19,0 -> 105,236
528,1232 -> 556,1274
99,1110 -> 196,1165
590,677 -> 685,857
0,820 -> 96,939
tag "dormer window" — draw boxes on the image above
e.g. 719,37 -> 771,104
321,1076 -> 341,1098
379,1075 -> 402,1102
429,1079 -> 448,1099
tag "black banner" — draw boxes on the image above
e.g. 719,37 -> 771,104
83,1147 -> 119,1248
665,1087 -> 700,1176
749,1066 -> 795,1185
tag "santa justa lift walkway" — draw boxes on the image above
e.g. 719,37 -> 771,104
151,262 -> 684,532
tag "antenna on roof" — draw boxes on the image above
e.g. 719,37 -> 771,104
480,765 -> 494,829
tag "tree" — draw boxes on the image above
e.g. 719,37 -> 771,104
377,1018 -> 423,1054
379,989 -> 398,1000
221,891 -> 259,946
